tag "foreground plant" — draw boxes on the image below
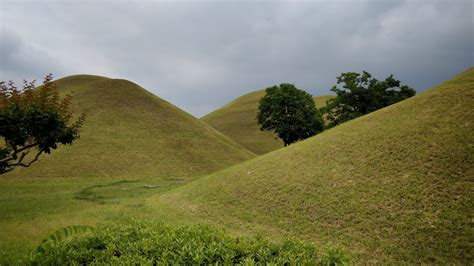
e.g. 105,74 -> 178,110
32,219 -> 350,265
0,74 -> 84,174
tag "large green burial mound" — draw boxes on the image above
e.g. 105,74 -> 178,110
5,75 -> 254,180
156,68 -> 474,264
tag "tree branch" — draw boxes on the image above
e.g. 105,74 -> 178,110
8,150 -> 43,168
0,142 -> 39,164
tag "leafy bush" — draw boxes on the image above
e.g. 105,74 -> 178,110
31,219 -> 349,265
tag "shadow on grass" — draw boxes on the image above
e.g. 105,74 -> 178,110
74,178 -> 186,204
75,180 -> 145,204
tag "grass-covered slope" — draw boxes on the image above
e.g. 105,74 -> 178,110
201,90 -> 333,154
0,75 -> 255,260
157,68 -> 474,263
6,75 -> 254,179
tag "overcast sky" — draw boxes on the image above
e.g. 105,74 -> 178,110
1,0 -> 472,116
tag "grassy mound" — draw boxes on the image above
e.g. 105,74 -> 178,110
0,74 -> 255,262
32,219 -> 349,265
201,90 -> 333,154
5,75 -> 254,179
156,68 -> 474,263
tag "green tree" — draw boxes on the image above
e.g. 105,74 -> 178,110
0,74 -> 84,174
323,71 -> 415,127
257,83 -> 324,146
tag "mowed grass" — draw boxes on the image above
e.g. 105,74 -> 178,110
201,90 -> 333,154
0,75 -> 255,263
151,68 -> 474,264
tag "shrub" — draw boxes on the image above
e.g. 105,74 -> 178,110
31,219 -> 349,265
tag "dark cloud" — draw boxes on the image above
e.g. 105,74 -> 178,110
1,0 -> 472,116
0,29 -> 66,82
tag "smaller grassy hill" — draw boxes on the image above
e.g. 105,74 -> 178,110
156,68 -> 474,264
5,75 -> 255,180
201,90 -> 333,154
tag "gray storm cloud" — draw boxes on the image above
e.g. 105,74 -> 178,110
1,0 -> 472,116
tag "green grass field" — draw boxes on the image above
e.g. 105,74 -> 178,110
152,68 -> 474,264
201,90 -> 333,154
0,75 -> 254,263
0,70 -> 472,264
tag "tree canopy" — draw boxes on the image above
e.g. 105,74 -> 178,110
0,74 -> 84,174
257,83 -> 324,146
323,71 -> 416,127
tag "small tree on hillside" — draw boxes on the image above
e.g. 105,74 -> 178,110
322,71 -> 415,127
0,74 -> 85,174
257,83 -> 324,146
